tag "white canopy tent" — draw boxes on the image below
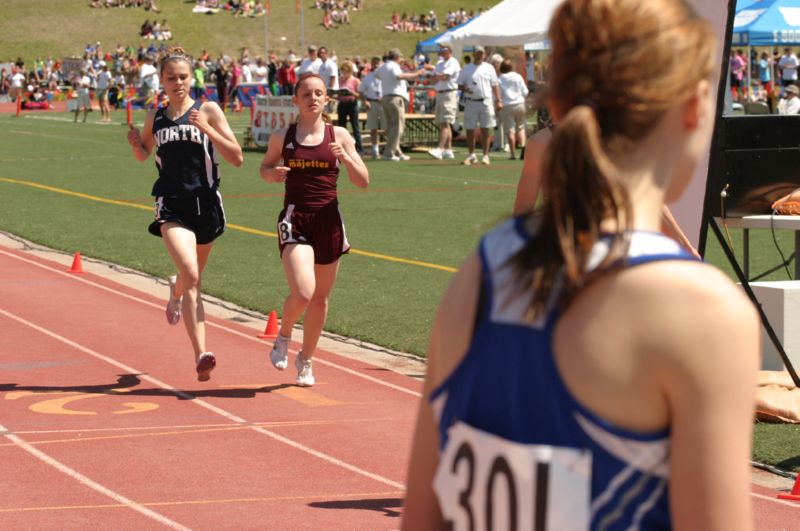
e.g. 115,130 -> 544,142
435,0 -> 562,54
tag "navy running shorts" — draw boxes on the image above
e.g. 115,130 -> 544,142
277,201 -> 350,265
149,193 -> 226,245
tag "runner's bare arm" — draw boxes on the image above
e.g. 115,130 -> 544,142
331,126 -> 369,188
402,252 -> 481,530
127,109 -> 156,162
652,266 -> 759,530
191,102 -> 243,167
259,128 -> 290,183
512,127 -> 550,216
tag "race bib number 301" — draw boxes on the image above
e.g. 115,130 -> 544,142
434,422 -> 592,531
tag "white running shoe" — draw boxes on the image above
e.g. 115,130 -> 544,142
382,155 -> 401,161
165,275 -> 181,325
196,352 -> 216,382
427,148 -> 443,160
462,153 -> 478,166
481,154 -> 491,165
270,334 -> 290,371
443,150 -> 455,159
397,153 -> 411,161
295,352 -> 315,387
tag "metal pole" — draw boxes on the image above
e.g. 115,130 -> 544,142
300,5 -> 305,52
264,8 -> 269,58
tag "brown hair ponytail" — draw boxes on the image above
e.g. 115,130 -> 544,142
510,0 -> 716,318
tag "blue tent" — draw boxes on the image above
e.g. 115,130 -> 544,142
733,0 -> 800,46
415,19 -> 477,55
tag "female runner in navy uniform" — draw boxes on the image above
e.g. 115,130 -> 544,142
127,47 -> 243,382
260,74 -> 369,387
403,1 -> 759,529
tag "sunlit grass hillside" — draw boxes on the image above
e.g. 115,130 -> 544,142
1,0 -> 493,64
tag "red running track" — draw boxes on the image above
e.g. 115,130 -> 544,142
0,244 -> 798,529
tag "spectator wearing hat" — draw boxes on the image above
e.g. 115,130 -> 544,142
359,56 -> 386,159
375,48 -> 424,161
778,84 -> 800,115
425,43 -> 460,160
457,45 -> 501,165
297,45 -> 322,77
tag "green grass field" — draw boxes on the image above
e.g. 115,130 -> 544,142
1,109 -> 799,474
1,0 -> 490,66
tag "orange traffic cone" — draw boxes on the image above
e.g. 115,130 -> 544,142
68,252 -> 85,274
778,473 -> 800,502
257,310 -> 279,339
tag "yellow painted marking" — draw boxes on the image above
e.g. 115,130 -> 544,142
273,386 -> 340,407
113,402 -> 160,414
5,388 -> 158,416
29,394 -> 97,416
0,177 -> 458,273
0,491 -> 405,513
219,384 -> 340,407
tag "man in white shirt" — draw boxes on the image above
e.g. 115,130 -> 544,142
252,57 -> 269,84
318,46 -> 339,90
139,55 -> 158,101
9,67 -> 26,104
425,43 -> 460,160
457,45 -> 502,165
296,45 -> 322,77
376,48 -> 424,161
779,83 -> 800,115
359,56 -> 385,159
779,48 -> 799,87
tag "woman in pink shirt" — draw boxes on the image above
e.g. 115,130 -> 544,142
336,61 -> 363,153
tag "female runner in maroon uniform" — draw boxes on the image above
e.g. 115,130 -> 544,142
259,74 -> 369,386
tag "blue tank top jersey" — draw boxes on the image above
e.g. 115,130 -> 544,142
431,216 -> 698,531
150,100 -> 220,198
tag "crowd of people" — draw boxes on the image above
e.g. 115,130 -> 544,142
192,0 -> 267,17
729,46 -> 800,115
89,0 -> 160,11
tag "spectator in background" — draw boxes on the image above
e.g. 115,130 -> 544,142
729,49 -> 746,103
318,46 -> 339,90
267,53 -> 279,95
297,45 -> 322,76
498,59 -> 528,160
489,52 -> 507,153
337,60 -> 363,154
214,59 -> 229,108
193,60 -> 206,99
9,66 -> 26,103
778,83 -> 800,115
457,45 -> 501,166
778,47 -> 798,88
426,43 -> 460,160
73,69 -> 92,123
359,56 -> 384,159
97,62 -> 113,122
227,58 -> 242,111
376,48 -> 424,161
278,56 -> 297,95
139,54 -> 158,101
252,57 -> 268,84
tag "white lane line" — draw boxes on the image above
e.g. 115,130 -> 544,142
0,422 -> 189,530
0,249 -> 422,398
750,490 -> 800,508
0,308 -> 405,490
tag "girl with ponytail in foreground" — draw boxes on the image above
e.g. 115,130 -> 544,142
402,1 -> 759,529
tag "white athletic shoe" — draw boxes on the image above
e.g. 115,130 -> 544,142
397,153 -> 411,161
442,150 -> 455,159
481,155 -> 491,165
382,154 -> 401,161
462,153 -> 478,166
270,334 -> 290,371
427,148 -> 443,160
295,352 -> 315,387
165,275 -> 181,325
